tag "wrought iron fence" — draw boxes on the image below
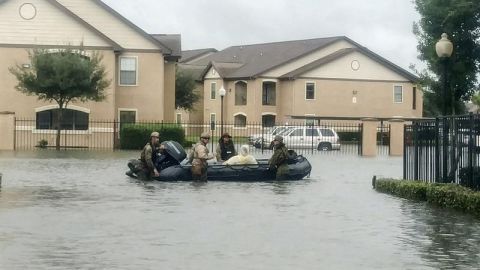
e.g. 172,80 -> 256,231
14,118 -> 363,156
404,114 -> 480,190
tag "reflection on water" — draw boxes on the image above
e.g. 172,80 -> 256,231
0,151 -> 479,269
400,202 -> 480,269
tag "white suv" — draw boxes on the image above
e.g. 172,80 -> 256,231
279,127 -> 340,151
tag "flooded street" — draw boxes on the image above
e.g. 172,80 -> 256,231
0,151 -> 479,269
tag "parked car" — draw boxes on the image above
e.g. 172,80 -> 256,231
249,126 -> 292,145
259,127 -> 341,151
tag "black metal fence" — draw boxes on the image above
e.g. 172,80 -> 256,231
14,118 -> 365,156
404,114 -> 480,190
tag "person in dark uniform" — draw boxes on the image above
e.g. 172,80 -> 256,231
268,135 -> 289,180
138,131 -> 161,180
216,132 -> 237,162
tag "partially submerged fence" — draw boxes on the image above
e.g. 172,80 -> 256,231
11,118 -> 399,157
404,114 -> 480,190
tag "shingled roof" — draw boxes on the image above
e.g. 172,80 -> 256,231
190,36 -> 343,79
180,48 -> 218,63
187,36 -> 418,82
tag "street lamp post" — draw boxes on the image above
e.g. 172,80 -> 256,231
435,33 -> 453,183
435,33 -> 454,115
219,86 -> 226,136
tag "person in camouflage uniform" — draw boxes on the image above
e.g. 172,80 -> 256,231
268,135 -> 289,180
138,131 -> 161,180
191,132 -> 215,181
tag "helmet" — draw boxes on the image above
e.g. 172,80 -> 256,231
200,132 -> 210,139
273,135 -> 283,142
150,131 -> 160,138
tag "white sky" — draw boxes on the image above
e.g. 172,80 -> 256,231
103,0 -> 423,71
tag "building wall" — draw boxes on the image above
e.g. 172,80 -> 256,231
0,47 -> 117,119
163,62 -> 176,122
115,52 -> 165,121
285,79 -> 422,118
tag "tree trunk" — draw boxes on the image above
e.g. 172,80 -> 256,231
55,105 -> 64,151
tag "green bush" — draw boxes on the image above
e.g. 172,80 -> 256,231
120,123 -> 186,150
375,179 -> 427,200
375,179 -> 480,216
337,132 -> 361,143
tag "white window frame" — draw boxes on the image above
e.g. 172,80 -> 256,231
393,85 -> 403,103
118,108 -> 138,122
210,82 -> 217,100
305,82 -> 316,100
119,56 -> 138,86
233,112 -> 247,129
176,113 -> 182,124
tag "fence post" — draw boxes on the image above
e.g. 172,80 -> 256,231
413,122 -> 419,180
0,112 -> 15,150
468,113 -> 474,188
389,119 -> 404,156
361,118 -> 379,157
435,118 -> 440,182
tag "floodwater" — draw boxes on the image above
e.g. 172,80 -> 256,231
0,151 -> 479,270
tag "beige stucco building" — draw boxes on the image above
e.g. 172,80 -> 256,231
0,0 -> 180,126
177,37 -> 422,126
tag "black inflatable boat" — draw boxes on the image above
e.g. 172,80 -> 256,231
126,141 -> 311,181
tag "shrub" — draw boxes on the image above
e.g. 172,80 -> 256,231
375,178 -> 480,216
120,123 -> 186,150
375,179 -> 427,200
36,139 -> 48,149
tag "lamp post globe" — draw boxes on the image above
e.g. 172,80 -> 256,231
435,33 -> 453,58
219,86 -> 226,135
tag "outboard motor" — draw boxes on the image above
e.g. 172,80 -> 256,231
154,141 -> 187,170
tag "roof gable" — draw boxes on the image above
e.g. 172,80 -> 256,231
281,47 -> 418,82
0,0 -> 120,48
55,0 -> 170,52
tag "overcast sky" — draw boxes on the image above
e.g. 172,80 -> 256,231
103,0 -> 423,71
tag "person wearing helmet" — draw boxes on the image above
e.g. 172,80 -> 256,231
138,131 -> 161,179
191,132 -> 214,181
268,135 -> 289,180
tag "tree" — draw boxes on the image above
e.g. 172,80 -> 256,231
10,48 -> 110,150
175,67 -> 200,111
412,0 -> 480,116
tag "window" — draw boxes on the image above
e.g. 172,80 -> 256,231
235,81 -> 247,105
262,115 -> 276,127
119,110 -> 136,124
320,129 -> 334,136
36,109 -> 89,130
119,57 -> 137,85
262,81 -> 276,106
210,82 -> 217,100
413,86 -> 417,110
394,85 -> 403,103
234,114 -> 246,128
210,113 -> 216,130
306,128 -> 319,136
176,113 -> 182,124
306,82 -> 315,100
290,129 -> 304,136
